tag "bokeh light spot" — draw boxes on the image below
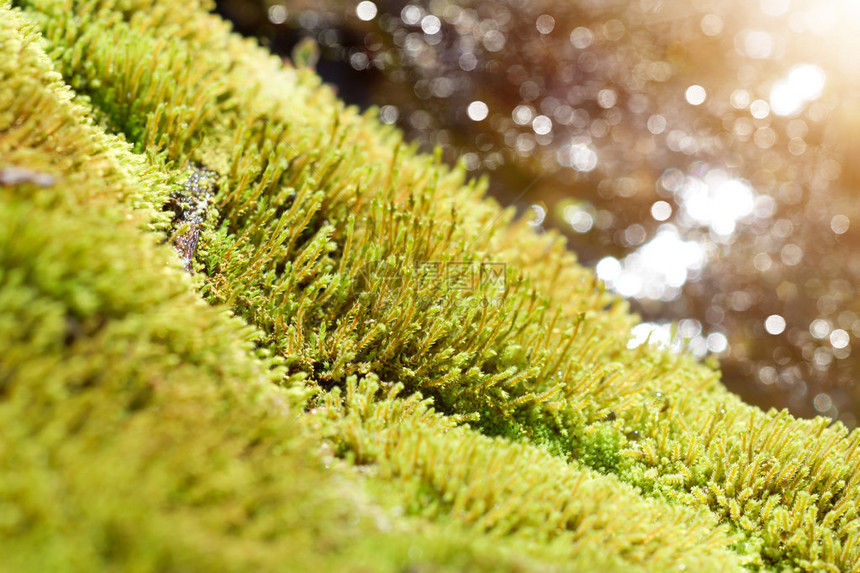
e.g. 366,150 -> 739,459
651,201 -> 672,221
564,205 -> 594,233
759,366 -> 777,384
760,0 -> 790,17
401,5 -> 421,26
557,139 -> 598,171
831,214 -> 850,234
814,393 -> 833,413
467,100 -> 489,121
754,253 -> 772,272
600,227 -> 706,300
730,89 -> 751,109
831,329 -> 850,349
750,99 -> 770,118
628,323 -> 672,349
707,332 -> 729,353
536,14 -> 555,35
771,64 -> 826,116
483,29 -> 506,52
701,14 -> 723,36
738,29 -> 773,59
569,26 -> 593,49
459,52 -> 477,71
810,318 -> 832,340
780,244 -> 803,266
532,115 -> 552,134
679,175 -> 755,236
647,114 -> 667,134
625,224 -> 646,246
598,88 -> 617,109
421,15 -> 442,35
356,1 -> 377,22
527,204 -> 546,227
268,4 -> 288,24
765,314 -> 786,335
685,85 -> 707,105
596,257 -> 621,283
513,105 -> 534,125
379,105 -> 399,124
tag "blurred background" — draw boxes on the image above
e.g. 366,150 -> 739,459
214,0 -> 860,427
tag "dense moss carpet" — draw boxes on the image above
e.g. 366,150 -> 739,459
1,1 -> 859,570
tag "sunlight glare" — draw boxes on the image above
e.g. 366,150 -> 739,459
598,226 -> 706,301
628,322 -> 673,350
679,174 -> 756,236
627,322 -> 716,357
557,139 -> 598,171
770,64 -> 826,116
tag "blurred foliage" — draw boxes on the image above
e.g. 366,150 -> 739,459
216,0 -> 860,425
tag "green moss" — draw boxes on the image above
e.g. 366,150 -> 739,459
2,0 -> 860,571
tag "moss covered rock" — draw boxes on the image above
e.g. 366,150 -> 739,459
1,1 -> 858,571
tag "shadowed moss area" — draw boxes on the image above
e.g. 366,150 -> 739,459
1,1 -> 859,571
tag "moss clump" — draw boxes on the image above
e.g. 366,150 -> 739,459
2,1 -> 859,571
